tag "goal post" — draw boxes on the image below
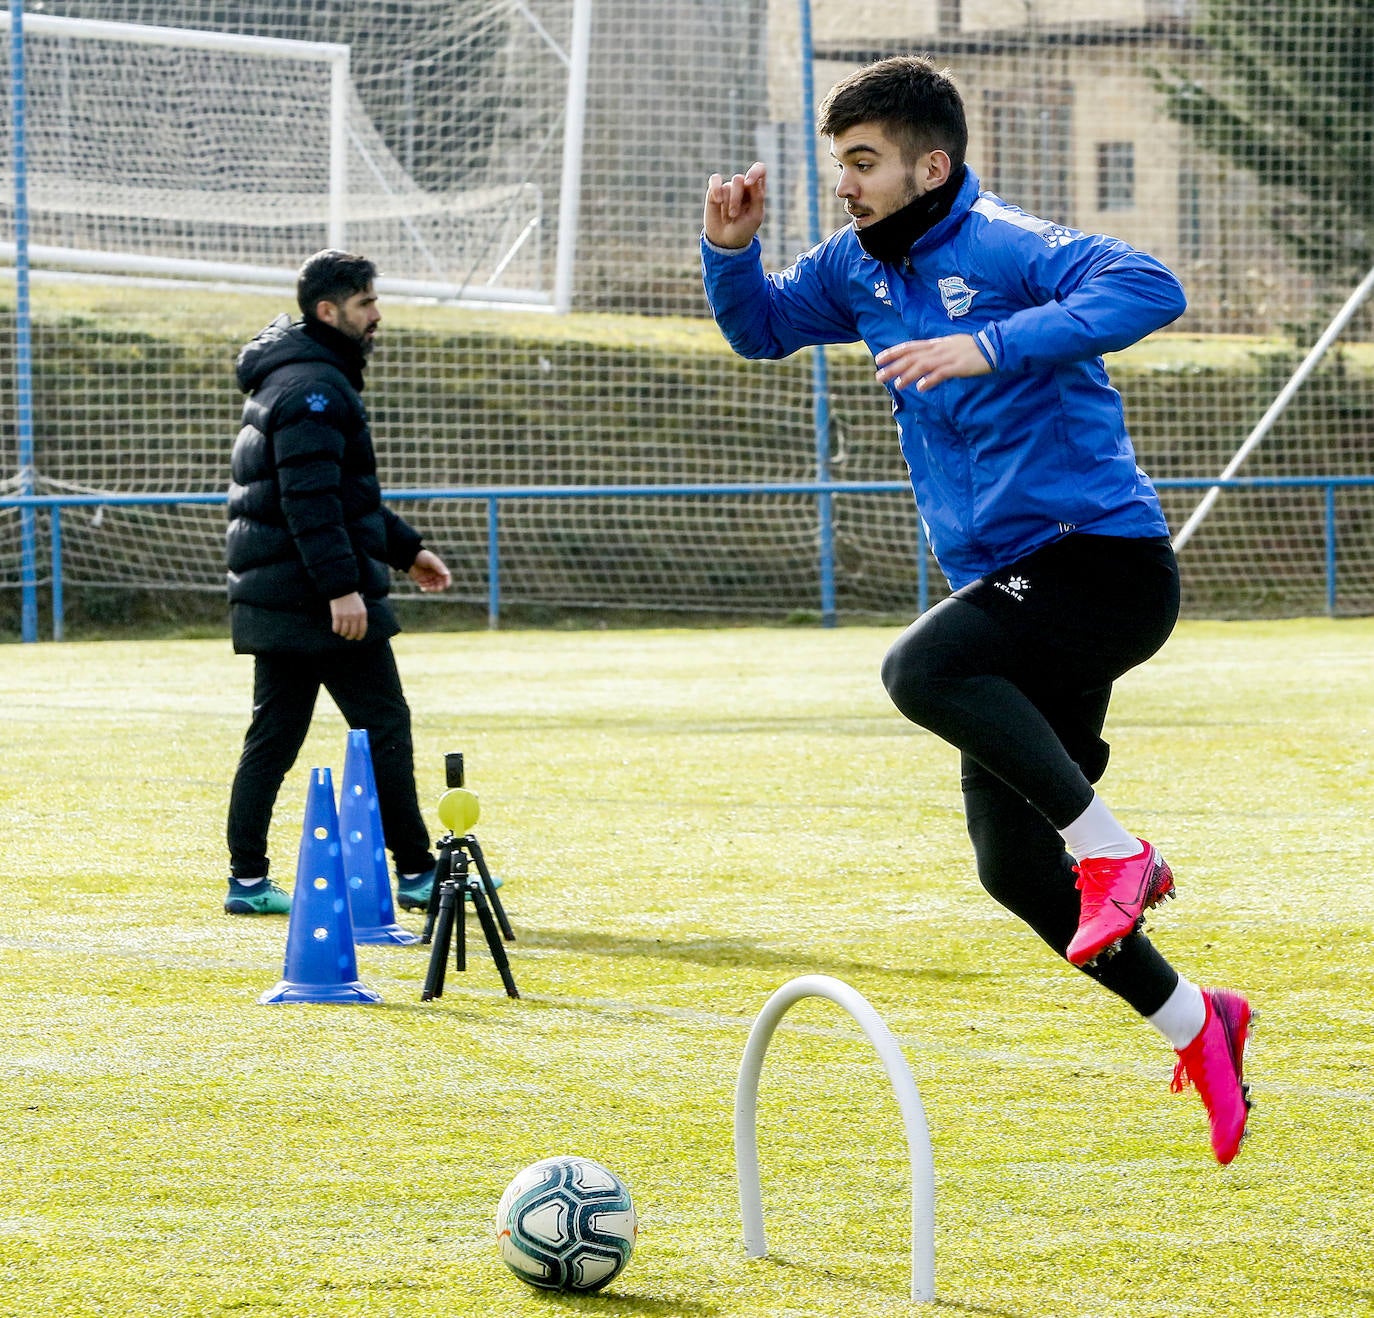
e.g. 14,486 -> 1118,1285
0,4 -> 591,308
0,12 -> 352,279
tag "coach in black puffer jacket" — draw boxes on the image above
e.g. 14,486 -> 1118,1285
222,249 -> 452,918
226,313 -> 421,654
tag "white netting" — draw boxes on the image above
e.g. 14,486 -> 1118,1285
2,0 -> 1372,632
0,3 -> 571,300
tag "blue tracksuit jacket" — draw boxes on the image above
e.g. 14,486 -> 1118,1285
700,167 -> 1186,590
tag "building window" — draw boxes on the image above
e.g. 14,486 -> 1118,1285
983,87 -> 1074,221
1096,141 -> 1136,211
937,0 -> 961,33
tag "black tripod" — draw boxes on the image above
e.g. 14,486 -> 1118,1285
420,753 -> 518,1000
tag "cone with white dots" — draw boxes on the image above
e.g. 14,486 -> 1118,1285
339,729 -> 419,945
259,767 -> 383,1005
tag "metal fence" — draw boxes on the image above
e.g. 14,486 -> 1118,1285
5,475 -> 1371,639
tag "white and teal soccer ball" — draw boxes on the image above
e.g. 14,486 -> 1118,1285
496,1155 -> 637,1292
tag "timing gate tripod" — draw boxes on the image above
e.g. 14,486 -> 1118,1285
420,783 -> 518,1000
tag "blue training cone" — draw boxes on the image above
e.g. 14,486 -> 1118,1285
259,767 -> 383,1005
339,728 -> 419,945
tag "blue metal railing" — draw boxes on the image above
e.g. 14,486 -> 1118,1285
2,474 -> 1372,639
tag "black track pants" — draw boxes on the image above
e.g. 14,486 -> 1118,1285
226,641 -> 434,880
881,534 -> 1183,1015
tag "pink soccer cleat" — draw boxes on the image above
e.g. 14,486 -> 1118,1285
1170,987 -> 1253,1164
1066,839 -> 1175,967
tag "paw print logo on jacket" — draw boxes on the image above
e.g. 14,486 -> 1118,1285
305,392 -> 329,413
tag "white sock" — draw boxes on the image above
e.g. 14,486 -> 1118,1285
1148,977 -> 1208,1050
232,876 -> 266,889
1058,792 -> 1140,862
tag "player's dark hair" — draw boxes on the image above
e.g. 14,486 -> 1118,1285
296,249 -> 378,320
817,56 -> 967,169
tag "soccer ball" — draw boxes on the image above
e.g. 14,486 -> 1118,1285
496,1155 -> 637,1292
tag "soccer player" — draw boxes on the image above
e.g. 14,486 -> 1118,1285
223,249 -> 451,919
701,57 -> 1252,1163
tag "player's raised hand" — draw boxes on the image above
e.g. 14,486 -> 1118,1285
704,162 -> 767,250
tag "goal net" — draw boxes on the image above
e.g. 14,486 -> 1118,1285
0,5 -> 577,304
2,0 -> 1372,631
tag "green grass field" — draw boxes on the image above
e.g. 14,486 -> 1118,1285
1,621 -> 1372,1318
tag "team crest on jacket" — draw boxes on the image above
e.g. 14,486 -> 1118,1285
938,276 -> 977,318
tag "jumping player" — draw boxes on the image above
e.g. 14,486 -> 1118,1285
700,56 -> 1252,1163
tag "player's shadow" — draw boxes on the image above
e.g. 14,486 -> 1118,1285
515,926 -> 994,987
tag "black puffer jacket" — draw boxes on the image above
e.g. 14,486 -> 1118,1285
226,315 -> 423,655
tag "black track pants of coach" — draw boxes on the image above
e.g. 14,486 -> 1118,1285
881,534 -> 1183,1016
226,641 -> 434,881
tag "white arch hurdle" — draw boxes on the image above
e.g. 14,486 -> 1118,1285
734,974 -> 936,1304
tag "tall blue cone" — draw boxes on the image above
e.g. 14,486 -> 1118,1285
259,767 -> 383,1005
339,728 -> 419,945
